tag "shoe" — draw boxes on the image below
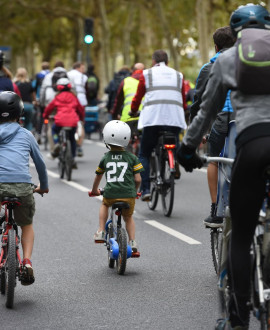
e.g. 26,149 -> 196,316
77,147 -> 83,157
129,240 -> 138,253
204,215 -> 223,228
51,143 -> 60,158
141,190 -> 151,202
72,160 -> 78,169
94,230 -> 105,243
215,318 -> 248,330
175,161 -> 181,179
21,258 -> 35,286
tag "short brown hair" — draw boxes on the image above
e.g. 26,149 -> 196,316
152,50 -> 168,64
213,26 -> 236,51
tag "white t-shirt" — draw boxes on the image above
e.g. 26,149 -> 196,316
68,69 -> 88,106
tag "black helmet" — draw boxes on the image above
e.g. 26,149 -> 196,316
230,4 -> 270,36
0,91 -> 24,121
0,51 -> 5,69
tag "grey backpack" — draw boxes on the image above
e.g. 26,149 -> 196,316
236,28 -> 270,94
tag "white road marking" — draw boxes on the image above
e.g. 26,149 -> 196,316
144,220 -> 201,245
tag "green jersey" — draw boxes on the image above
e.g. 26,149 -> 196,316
95,150 -> 144,198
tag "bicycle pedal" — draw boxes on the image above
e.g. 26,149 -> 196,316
94,240 -> 105,244
131,251 -> 140,258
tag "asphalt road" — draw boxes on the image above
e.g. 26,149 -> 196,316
0,136 -> 258,329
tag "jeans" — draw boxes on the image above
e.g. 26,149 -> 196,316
52,124 -> 77,158
139,125 -> 181,192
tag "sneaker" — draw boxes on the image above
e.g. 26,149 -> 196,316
129,240 -> 138,253
72,160 -> 78,169
77,147 -> 83,157
21,258 -> 35,286
94,230 -> 105,243
141,190 -> 151,202
204,215 -> 223,228
51,143 -> 60,158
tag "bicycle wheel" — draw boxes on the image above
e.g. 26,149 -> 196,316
210,228 -> 223,274
116,228 -> 127,275
148,154 -> 159,210
64,140 -> 73,181
161,159 -> 174,217
58,141 -> 65,179
107,223 -> 115,269
6,229 -> 17,309
0,266 -> 5,295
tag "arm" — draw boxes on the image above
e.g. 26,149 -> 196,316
134,173 -> 141,192
189,64 -> 211,123
111,81 -> 124,119
43,99 -> 56,119
29,134 -> 49,191
131,75 -> 146,112
91,174 -> 103,195
183,59 -> 229,150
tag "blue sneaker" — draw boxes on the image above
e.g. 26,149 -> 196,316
141,190 -> 151,202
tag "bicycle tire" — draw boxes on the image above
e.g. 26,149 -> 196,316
107,223 -> 115,269
64,140 -> 73,181
161,159 -> 174,217
148,154 -> 159,210
58,143 -> 65,179
6,229 -> 17,309
0,266 -> 5,295
210,228 -> 223,274
116,228 -> 127,275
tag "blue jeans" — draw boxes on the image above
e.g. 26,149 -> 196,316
23,102 -> 35,131
139,125 -> 180,192
52,124 -> 77,158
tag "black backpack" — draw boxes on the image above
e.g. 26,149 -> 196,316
236,28 -> 270,95
51,70 -> 68,91
87,75 -> 98,98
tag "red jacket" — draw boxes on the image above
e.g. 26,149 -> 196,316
43,91 -> 85,127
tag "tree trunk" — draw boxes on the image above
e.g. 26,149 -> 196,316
123,2 -> 135,67
155,0 -> 179,70
196,0 -> 210,65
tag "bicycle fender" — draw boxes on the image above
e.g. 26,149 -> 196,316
127,244 -> 132,259
105,219 -> 112,232
167,149 -> 175,170
109,238 -> 119,259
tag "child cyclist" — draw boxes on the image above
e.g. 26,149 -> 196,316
0,91 -> 49,285
90,120 -> 143,253
43,78 -> 85,167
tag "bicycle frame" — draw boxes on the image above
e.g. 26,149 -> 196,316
105,205 -> 132,261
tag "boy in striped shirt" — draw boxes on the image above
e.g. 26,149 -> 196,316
90,120 -> 143,253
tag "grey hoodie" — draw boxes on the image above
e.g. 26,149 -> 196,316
183,45 -> 270,149
0,122 -> 48,189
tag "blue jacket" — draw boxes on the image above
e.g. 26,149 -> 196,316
190,50 -> 234,133
0,122 -> 48,189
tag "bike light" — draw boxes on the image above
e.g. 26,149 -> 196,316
44,119 -> 49,124
164,144 -> 176,149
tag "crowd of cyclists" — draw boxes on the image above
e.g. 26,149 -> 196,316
1,2 -> 269,328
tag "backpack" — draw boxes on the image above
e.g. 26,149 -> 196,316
87,75 -> 98,98
51,70 -> 68,91
236,28 -> 270,95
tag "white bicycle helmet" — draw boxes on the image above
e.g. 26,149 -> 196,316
56,78 -> 71,91
103,120 -> 131,147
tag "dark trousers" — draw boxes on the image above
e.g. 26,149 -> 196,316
52,124 -> 77,158
139,125 -> 180,192
228,136 -> 270,323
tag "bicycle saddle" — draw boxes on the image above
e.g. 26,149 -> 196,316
112,202 -> 130,210
1,197 -> 22,204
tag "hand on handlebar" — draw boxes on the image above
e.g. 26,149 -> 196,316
176,143 -> 203,172
136,192 -> 142,199
88,188 -> 104,197
33,184 -> 49,197
128,111 -> 140,118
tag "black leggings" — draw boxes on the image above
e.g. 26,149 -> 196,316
229,136 -> 270,299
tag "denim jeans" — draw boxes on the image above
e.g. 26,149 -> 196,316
52,124 -> 77,158
139,125 -> 180,192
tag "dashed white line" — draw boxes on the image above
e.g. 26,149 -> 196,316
144,220 -> 201,245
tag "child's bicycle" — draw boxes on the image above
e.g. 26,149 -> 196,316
0,186 -> 43,308
89,190 -> 140,275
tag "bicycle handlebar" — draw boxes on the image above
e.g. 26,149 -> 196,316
88,189 -> 141,199
201,156 -> 234,165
